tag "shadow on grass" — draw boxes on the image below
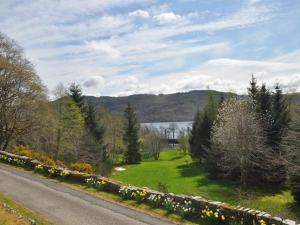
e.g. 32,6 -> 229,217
176,162 -> 206,177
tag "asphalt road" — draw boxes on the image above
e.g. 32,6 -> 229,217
0,164 -> 176,225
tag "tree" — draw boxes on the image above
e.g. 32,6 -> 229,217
269,84 -> 290,151
68,83 -> 86,113
248,75 -> 259,102
209,98 -> 284,189
123,103 -> 141,164
81,103 -> 111,175
282,104 -> 300,203
67,84 -> 110,173
59,96 -> 85,162
0,32 -> 46,151
189,92 -> 219,161
143,128 -> 167,160
98,107 -> 125,164
178,130 -> 189,155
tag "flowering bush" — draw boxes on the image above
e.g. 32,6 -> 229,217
119,186 -> 135,200
85,177 -> 96,188
259,219 -> 266,225
70,163 -> 94,174
201,206 -> 226,222
177,200 -> 195,218
60,169 -> 70,178
34,164 -> 44,173
95,180 -> 107,191
13,145 -> 66,167
13,145 -> 33,158
131,190 -> 147,204
47,167 -> 60,177
12,158 -> 26,166
147,194 -> 163,208
163,197 -> 178,213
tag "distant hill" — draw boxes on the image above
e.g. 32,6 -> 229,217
85,90 -> 227,123
85,91 -> 300,123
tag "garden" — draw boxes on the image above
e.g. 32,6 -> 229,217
1,149 -> 299,225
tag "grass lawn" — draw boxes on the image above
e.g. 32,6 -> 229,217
111,149 -> 300,222
0,193 -> 51,225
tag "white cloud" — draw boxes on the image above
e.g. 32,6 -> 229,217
154,12 -> 184,24
129,10 -> 150,18
1,0 -> 290,97
85,40 -> 121,59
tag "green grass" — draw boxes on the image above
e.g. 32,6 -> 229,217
111,149 -> 300,222
0,192 -> 51,225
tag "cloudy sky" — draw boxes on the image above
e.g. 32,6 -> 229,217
1,0 -> 300,96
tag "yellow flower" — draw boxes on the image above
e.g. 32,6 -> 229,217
214,212 -> 219,218
221,215 -> 225,221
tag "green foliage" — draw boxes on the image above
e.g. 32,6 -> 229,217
112,149 -> 300,221
269,84 -> 290,150
123,103 -> 141,164
189,92 -> 219,161
68,82 -> 86,113
67,84 -> 111,175
57,96 -> 85,162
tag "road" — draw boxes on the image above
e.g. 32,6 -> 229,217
0,164 -> 176,225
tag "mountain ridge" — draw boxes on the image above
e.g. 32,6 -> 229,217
86,90 -> 300,123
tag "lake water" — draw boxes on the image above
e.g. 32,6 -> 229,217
141,121 -> 193,139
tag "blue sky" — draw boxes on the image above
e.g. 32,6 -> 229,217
1,0 -> 300,96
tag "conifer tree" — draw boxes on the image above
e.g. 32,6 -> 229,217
189,92 -> 219,161
67,84 -> 110,173
248,75 -> 259,102
68,83 -> 86,114
269,84 -> 290,151
123,103 -> 141,164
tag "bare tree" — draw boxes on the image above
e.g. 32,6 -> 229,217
210,97 -> 284,189
143,128 -> 167,160
282,104 -> 300,172
0,32 -> 46,151
178,130 -> 189,155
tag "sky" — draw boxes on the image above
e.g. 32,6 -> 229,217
0,0 -> 300,96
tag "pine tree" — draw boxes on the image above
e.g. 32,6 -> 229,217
259,83 -> 272,116
81,103 -> 111,175
269,84 -> 290,151
67,84 -> 110,173
247,78 -> 288,185
248,75 -> 259,102
189,92 -> 219,161
68,83 -> 86,114
123,103 -> 141,164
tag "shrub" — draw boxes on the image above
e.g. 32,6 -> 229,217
13,145 -> 34,158
163,197 -> 178,213
147,194 -> 163,208
131,190 -> 147,204
34,164 -> 44,173
47,167 -> 60,177
70,163 -> 93,174
200,206 -> 226,222
177,200 -> 195,218
119,186 -> 134,200
85,177 -> 96,188
13,145 -> 66,167
95,180 -> 107,191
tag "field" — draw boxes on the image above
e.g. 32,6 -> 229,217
111,149 -> 300,222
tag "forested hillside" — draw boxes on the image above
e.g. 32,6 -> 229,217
86,91 -> 300,122
86,90 -> 227,122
